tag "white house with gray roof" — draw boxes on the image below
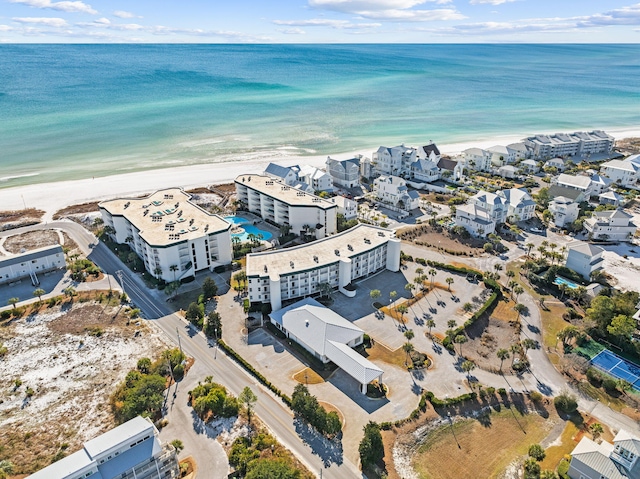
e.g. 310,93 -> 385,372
470,191 -> 508,224
568,430 -> 640,479
544,157 -> 565,171
372,145 -> 416,176
454,203 -> 496,237
373,175 -> 420,211
298,165 -> 333,192
463,147 -> 492,171
584,209 -> 637,242
269,297 -> 383,393
601,156 -> 640,188
28,416 -> 179,479
325,156 -> 361,188
0,245 -> 65,286
554,173 -> 595,197
498,188 -> 536,221
565,241 -> 604,280
549,196 -> 580,228
264,162 -> 301,186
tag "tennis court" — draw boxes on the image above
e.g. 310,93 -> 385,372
591,349 -> 640,392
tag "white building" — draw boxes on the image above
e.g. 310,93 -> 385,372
298,165 -> 333,192
584,209 -> 637,242
507,142 -> 529,161
544,157 -> 565,171
235,175 -> 337,238
0,245 -> 65,286
554,173 -> 594,197
498,188 -> 536,222
246,224 -> 401,311
331,195 -> 358,220
600,157 -> 640,188
487,145 -> 517,166
470,191 -> 508,224
590,174 -> 613,196
463,148 -> 492,171
264,163 -> 300,186
523,130 -> 614,160
454,204 -> 496,237
568,430 -> 640,479
269,297 -> 383,394
100,188 -> 232,282
599,190 -> 624,207
437,158 -> 464,181
325,156 -> 361,188
549,196 -> 580,228
28,416 -> 179,479
410,158 -> 440,183
565,241 -> 604,280
372,175 -> 420,211
372,145 -> 416,176
417,143 -> 441,162
520,159 -> 539,174
497,165 -> 517,179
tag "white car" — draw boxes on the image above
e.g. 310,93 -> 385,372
530,227 -> 545,233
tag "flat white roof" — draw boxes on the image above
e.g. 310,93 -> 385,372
84,416 -> 154,458
235,174 -> 336,209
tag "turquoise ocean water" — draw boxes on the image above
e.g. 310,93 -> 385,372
1,44 -> 639,188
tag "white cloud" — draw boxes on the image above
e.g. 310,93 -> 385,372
9,0 -> 97,14
113,10 -> 139,19
577,3 -> 640,27
0,25 -> 14,31
278,27 -> 306,34
76,18 -> 144,30
150,25 -> 271,42
307,0 -> 464,22
469,0 -> 515,5
12,16 -> 68,27
273,18 -> 381,29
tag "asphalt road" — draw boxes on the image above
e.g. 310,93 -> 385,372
3,221 -> 362,479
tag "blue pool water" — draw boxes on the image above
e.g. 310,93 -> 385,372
225,216 -> 273,242
554,276 -> 578,289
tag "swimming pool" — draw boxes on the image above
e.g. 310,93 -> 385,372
224,216 -> 273,242
553,276 -> 578,289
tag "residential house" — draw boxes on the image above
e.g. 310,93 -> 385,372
470,191 -> 508,224
269,297 -> 383,394
498,188 -> 536,222
544,157 -> 565,171
599,191 -> 624,207
372,145 -> 416,176
298,165 -> 333,192
410,158 -> 440,183
507,142 -> 529,160
100,188 -> 232,283
548,185 -> 586,204
417,143 -> 441,162
519,159 -> 539,174
245,224 -> 401,310
454,204 -> 496,237
590,174 -> 613,196
326,156 -> 361,188
568,430 -> 640,479
359,157 -> 373,181
264,162 -> 300,186
437,157 -> 464,181
549,196 -> 580,228
600,158 -> 640,188
488,145 -> 517,166
235,175 -> 337,238
28,416 -> 179,479
0,245 -> 66,286
373,175 -> 420,211
565,241 -> 604,280
331,195 -> 358,220
584,209 -> 636,241
497,165 -> 517,179
554,173 -> 594,197
463,148 -> 492,171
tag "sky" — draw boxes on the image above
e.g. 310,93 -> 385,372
1,0 -> 639,43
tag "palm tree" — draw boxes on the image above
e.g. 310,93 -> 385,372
506,270 -> 515,280
370,289 -> 381,303
426,319 -> 436,338
153,266 -> 163,279
63,286 -> 76,301
493,264 -> 502,279
526,242 -> 534,257
514,302 -> 526,319
33,288 -> 45,302
510,343 -> 523,365
513,286 -> 524,302
170,264 -> 179,283
445,277 -> 454,291
7,297 -> 19,310
415,267 -> 424,277
447,319 -> 457,329
522,338 -> 537,354
461,360 -> 475,383
405,283 -> 415,296
404,329 -> 415,341
389,290 -> 397,310
497,348 -> 510,372
454,334 -> 468,356
428,269 -> 437,288
402,342 -> 414,367
558,325 -> 579,348
590,423 -> 604,441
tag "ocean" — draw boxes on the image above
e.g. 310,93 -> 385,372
1,44 -> 639,188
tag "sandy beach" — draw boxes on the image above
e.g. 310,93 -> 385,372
2,127 -> 639,221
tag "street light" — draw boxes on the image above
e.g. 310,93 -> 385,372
176,327 -> 183,358
214,328 -> 218,359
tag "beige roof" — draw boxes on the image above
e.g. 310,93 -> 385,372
246,224 -> 393,277
235,175 -> 336,209
99,188 -> 230,247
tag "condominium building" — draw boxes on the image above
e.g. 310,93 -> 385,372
246,224 -> 401,311
99,188 -> 232,282
523,130 -> 614,160
0,245 -> 65,286
28,416 -> 179,479
235,175 -> 337,237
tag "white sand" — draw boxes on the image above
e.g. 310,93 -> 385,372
2,127 -> 640,221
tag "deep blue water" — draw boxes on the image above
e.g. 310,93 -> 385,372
1,44 -> 639,187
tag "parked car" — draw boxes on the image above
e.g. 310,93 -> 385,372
530,227 -> 544,233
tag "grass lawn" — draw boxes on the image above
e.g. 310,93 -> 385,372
173,287 -> 203,312
539,418 -> 581,472
362,341 -> 409,369
412,408 -> 556,479
292,367 -> 326,384
491,296 -> 518,322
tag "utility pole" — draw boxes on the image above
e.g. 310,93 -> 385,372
214,328 -> 218,359
176,327 -> 183,358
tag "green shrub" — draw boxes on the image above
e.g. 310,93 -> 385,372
602,378 -> 618,392
529,391 -> 543,403
497,388 -> 507,396
554,392 -> 578,414
586,367 -> 603,387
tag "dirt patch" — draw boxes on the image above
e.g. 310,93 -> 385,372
464,316 -> 520,373
397,224 -> 485,256
0,209 -> 44,232
52,201 -> 100,220
0,300 -> 168,475
213,183 -> 236,195
360,341 -> 407,369
616,137 -> 640,155
3,230 -> 61,254
292,367 -> 325,385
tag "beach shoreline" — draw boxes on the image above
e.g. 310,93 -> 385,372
2,127 -> 639,221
